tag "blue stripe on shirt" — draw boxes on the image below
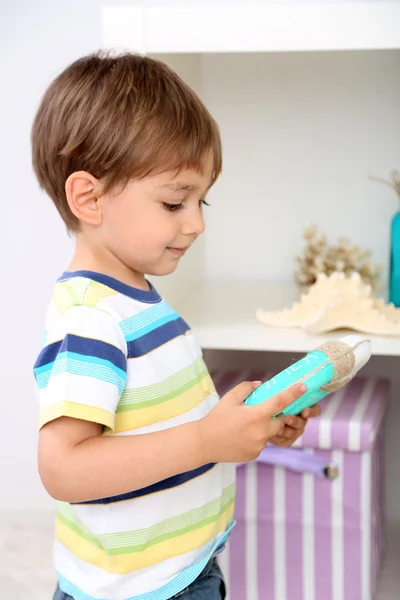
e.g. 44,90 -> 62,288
127,318 -> 190,359
74,463 -> 215,505
34,335 -> 126,371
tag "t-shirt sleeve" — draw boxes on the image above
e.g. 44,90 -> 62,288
34,305 -> 127,431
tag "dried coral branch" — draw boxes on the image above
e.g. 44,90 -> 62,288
295,225 -> 382,291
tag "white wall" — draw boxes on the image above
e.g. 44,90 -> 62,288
0,0 -> 104,509
201,50 -> 400,285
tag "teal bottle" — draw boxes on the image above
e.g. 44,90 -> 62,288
390,211 -> 400,307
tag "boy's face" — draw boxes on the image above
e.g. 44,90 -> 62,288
98,153 -> 214,280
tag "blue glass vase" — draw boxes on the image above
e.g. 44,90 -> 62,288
389,211 -> 400,307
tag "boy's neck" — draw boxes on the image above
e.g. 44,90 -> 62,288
68,235 -> 150,291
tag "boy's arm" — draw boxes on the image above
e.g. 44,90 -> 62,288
38,415 -> 206,503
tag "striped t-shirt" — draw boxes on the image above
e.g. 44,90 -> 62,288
33,271 -> 236,600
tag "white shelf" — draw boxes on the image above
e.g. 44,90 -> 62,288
102,2 -> 400,54
176,281 -> 400,357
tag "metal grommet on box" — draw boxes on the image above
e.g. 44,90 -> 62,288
323,463 -> 339,480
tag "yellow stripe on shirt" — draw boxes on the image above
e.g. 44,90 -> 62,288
114,375 -> 214,432
55,502 -> 234,574
39,401 -> 114,431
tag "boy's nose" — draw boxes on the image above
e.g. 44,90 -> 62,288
182,210 -> 206,237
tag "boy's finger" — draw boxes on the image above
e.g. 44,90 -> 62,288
270,434 -> 292,447
269,414 -> 286,437
261,383 -> 307,418
224,380 -> 262,405
301,404 -> 321,419
285,415 -> 306,430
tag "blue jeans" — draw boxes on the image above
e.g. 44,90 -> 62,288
53,557 -> 226,600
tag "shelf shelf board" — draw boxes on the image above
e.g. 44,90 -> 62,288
175,281 -> 400,357
103,2 -> 400,54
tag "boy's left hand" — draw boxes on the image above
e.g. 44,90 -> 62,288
269,404 -> 321,447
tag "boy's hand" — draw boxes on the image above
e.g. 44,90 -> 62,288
269,404 -> 322,447
199,381 -> 307,464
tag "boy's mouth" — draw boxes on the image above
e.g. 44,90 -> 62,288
167,247 -> 188,257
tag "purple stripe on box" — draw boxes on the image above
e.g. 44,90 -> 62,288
257,464 -> 275,600
375,438 -> 380,591
373,438 -> 379,593
343,452 -> 362,600
229,466 -> 246,600
376,429 -> 386,586
380,430 -> 386,564
361,380 -> 389,449
314,450 -> 333,600
331,378 -> 368,450
285,469 -> 303,600
375,431 -> 384,593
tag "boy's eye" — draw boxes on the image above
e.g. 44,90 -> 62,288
162,200 -> 210,212
163,203 -> 184,212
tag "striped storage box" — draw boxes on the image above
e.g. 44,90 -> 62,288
211,370 -> 390,600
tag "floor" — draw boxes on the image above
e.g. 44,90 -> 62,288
1,512 -> 399,600
0,512 -> 56,600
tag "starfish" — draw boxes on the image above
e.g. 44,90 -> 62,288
256,272 -> 400,336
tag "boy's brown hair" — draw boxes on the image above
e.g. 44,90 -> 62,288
31,51 -> 222,231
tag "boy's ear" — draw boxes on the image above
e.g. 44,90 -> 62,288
65,171 -> 103,226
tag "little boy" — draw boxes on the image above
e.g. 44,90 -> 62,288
32,52 -> 319,600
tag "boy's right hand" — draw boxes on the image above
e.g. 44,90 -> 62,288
199,381 -> 307,464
